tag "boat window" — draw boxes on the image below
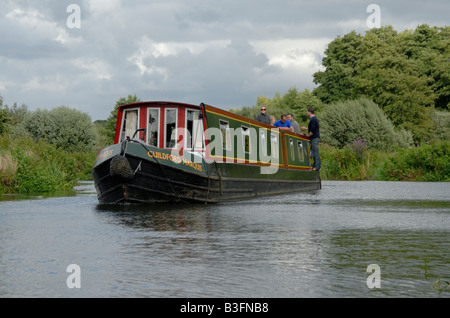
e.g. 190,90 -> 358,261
241,126 -> 251,154
270,133 -> 279,159
219,120 -> 231,151
297,141 -> 304,161
120,109 -> 139,142
165,108 -> 177,148
186,109 -> 204,150
259,129 -> 267,157
289,139 -> 295,160
147,108 -> 159,147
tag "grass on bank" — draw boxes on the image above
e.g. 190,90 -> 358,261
0,134 -> 96,194
320,140 -> 449,182
1,133 -> 448,195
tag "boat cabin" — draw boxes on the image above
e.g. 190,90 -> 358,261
114,101 -> 313,171
115,101 -> 205,153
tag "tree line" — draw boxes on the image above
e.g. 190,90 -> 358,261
232,24 -> 449,147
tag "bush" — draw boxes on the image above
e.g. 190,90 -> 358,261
21,106 -> 96,152
320,141 -> 372,180
380,141 -> 450,181
0,134 -> 96,194
0,97 -> 8,135
319,98 -> 414,151
431,110 -> 450,142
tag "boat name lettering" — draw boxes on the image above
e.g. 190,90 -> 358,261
147,151 -> 202,172
97,149 -> 113,160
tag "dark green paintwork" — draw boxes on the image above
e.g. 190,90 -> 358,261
204,109 -> 312,169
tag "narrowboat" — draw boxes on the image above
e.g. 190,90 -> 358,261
92,101 -> 321,204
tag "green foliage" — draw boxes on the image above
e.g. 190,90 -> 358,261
431,110 -> 450,142
104,94 -> 142,144
380,141 -> 450,181
0,97 -> 8,135
0,96 -> 98,194
399,24 -> 450,110
0,98 -> 29,136
319,98 -> 413,151
319,141 -> 449,182
20,106 -> 96,153
4,102 -> 28,126
319,143 -> 373,181
313,25 -> 449,142
289,88 -> 324,122
0,134 -> 96,194
93,119 -> 109,149
313,30 -> 363,104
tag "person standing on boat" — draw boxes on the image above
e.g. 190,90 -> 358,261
256,106 -> 270,125
301,107 -> 321,171
270,116 -> 276,126
287,113 -> 301,133
274,114 -> 294,132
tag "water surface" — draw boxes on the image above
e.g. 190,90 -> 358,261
0,181 -> 448,297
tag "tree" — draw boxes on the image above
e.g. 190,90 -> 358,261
291,89 -> 323,122
230,87 -> 323,124
313,25 -> 447,142
313,30 -> 364,104
0,96 -> 8,135
104,94 -> 142,144
399,25 -> 450,110
431,110 -> 450,142
4,102 -> 28,126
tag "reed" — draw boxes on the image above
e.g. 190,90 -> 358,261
432,275 -> 449,294
0,151 -> 18,188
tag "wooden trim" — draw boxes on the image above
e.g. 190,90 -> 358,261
280,132 -> 288,169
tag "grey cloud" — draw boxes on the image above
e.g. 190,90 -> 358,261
0,0 -> 448,120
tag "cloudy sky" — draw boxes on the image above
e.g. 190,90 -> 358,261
0,0 -> 448,120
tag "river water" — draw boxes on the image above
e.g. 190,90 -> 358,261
0,181 -> 448,298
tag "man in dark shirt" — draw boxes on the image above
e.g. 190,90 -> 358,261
301,107 -> 321,171
255,105 -> 270,125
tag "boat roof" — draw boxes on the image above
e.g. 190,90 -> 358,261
118,100 -> 202,110
118,100 -> 310,140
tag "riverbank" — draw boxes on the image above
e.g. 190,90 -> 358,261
1,135 -> 448,195
320,140 -> 449,182
0,134 -> 96,194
